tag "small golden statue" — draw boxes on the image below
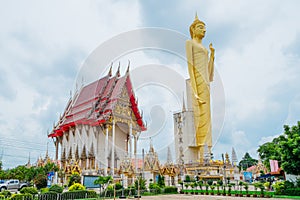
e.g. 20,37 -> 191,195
186,14 -> 215,162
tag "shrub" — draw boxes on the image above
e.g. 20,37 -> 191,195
49,184 -> 63,193
68,172 -> 81,187
115,182 -> 123,190
68,183 -> 86,191
273,181 -> 284,195
0,190 -> 11,198
0,194 -> 4,199
40,187 -> 49,194
34,174 -> 47,189
264,182 -> 270,189
10,193 -> 33,200
185,175 -> 191,182
296,178 -> 300,188
124,187 -> 136,196
164,186 -> 177,194
285,188 -> 300,196
20,187 -> 38,195
207,179 -> 213,186
149,183 -> 161,194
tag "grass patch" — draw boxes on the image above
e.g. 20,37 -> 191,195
273,195 -> 300,199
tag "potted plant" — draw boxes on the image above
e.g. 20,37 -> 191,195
216,184 -> 220,195
184,183 -> 189,194
222,185 -> 226,196
253,182 -> 259,197
198,181 -> 204,194
210,185 -> 215,195
191,182 -> 197,194
259,184 -> 265,197
228,184 -> 232,196
205,184 -> 209,195
244,182 -> 250,197
217,180 -> 223,195
238,181 -> 244,197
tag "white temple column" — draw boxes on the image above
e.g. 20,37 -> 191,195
111,119 -> 115,177
105,126 -> 109,176
129,122 -> 132,158
134,134 -> 137,173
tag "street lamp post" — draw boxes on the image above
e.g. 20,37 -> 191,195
119,174 -> 126,199
222,153 -> 227,186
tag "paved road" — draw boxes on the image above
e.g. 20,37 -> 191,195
126,194 -> 294,199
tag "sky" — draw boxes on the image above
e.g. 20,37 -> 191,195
1,0 -> 300,169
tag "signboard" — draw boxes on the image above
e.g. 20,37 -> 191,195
243,172 -> 253,183
83,176 -> 99,188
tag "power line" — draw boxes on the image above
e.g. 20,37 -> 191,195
0,142 -> 55,152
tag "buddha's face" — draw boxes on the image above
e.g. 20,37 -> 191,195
194,23 -> 206,39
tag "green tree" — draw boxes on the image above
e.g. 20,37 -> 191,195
258,136 -> 283,170
34,173 -> 47,189
238,152 -> 258,171
257,122 -> 300,175
279,123 -> 300,175
94,175 -> 112,193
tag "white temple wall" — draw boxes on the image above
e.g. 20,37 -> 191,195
59,122 -> 129,171
173,79 -> 200,165
96,128 -> 106,168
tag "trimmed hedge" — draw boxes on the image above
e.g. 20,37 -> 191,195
38,192 -> 57,200
164,186 -> 178,194
285,188 -> 300,196
10,193 -> 33,200
61,190 -> 97,199
20,187 -> 38,195
38,190 -> 97,200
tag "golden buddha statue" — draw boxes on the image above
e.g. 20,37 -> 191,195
186,14 -> 215,162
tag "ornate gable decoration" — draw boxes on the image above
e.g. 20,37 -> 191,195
144,145 -> 160,172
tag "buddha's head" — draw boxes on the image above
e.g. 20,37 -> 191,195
189,14 -> 206,39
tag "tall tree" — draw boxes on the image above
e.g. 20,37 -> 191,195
278,123 -> 300,175
257,136 -> 283,171
257,121 -> 300,175
238,152 -> 258,171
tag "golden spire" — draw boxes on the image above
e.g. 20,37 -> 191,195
195,12 -> 198,20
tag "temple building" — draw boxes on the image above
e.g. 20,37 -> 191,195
48,64 -> 146,178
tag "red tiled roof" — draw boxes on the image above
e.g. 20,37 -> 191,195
48,71 -> 146,138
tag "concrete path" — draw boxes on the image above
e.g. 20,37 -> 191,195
126,194 -> 294,200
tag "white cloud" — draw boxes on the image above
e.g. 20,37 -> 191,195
0,0 -> 142,168
258,134 -> 281,146
1,0 -> 300,168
